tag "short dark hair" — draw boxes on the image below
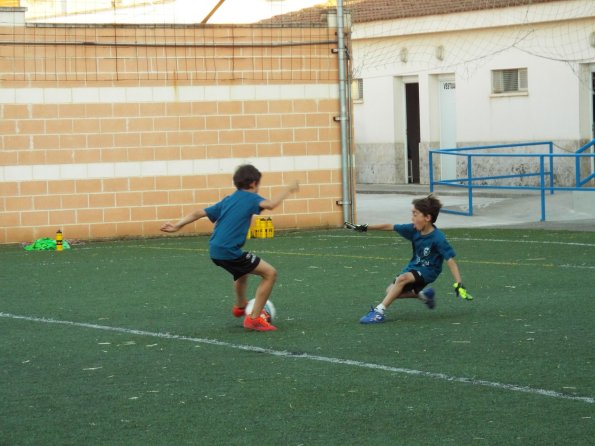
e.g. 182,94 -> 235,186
412,194 -> 442,223
233,164 -> 262,190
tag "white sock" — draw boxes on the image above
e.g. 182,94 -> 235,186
375,304 -> 386,314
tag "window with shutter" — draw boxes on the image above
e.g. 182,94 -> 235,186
352,78 -> 364,101
491,68 -> 528,94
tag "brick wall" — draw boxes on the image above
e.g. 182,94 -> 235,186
0,17 -> 348,244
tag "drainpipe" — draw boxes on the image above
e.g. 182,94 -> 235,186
335,0 -> 353,223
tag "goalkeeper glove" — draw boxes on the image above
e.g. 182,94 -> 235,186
344,221 -> 368,232
453,282 -> 473,300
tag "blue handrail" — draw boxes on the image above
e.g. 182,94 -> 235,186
576,139 -> 595,187
429,140 -> 595,221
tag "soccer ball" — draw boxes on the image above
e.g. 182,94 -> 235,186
245,298 -> 276,323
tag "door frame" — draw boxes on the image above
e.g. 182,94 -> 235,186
404,80 -> 420,184
438,76 -> 457,181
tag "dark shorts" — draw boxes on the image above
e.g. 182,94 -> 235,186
395,270 -> 427,294
212,252 -> 261,281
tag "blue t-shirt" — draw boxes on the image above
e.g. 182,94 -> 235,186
204,189 -> 265,260
394,223 -> 456,284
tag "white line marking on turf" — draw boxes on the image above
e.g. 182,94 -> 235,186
130,245 -> 595,270
448,237 -> 595,248
302,234 -> 595,248
559,264 -> 595,270
2,312 -> 592,405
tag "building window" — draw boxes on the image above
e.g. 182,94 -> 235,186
352,78 -> 363,101
492,68 -> 528,94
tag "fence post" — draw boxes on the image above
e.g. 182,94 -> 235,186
467,154 -> 473,216
548,142 -> 554,195
429,151 -> 434,193
575,149 -> 581,187
540,155 -> 546,221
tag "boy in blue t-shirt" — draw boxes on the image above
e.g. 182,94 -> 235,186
160,164 -> 299,332
346,195 -> 472,324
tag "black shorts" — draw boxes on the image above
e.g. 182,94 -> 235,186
212,252 -> 261,281
395,270 -> 427,294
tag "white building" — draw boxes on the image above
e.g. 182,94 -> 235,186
348,0 -> 595,185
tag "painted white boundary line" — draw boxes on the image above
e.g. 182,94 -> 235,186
1,312 -> 593,405
316,234 -> 595,248
449,237 -> 595,248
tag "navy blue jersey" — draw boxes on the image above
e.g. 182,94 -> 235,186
205,190 -> 265,260
394,223 -> 456,283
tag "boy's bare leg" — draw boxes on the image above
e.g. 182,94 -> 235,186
234,275 -> 249,309
380,272 -> 417,308
247,259 -> 277,318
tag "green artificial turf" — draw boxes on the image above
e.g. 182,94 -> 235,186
1,228 -> 594,445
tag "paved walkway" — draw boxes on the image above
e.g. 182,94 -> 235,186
355,184 -> 595,231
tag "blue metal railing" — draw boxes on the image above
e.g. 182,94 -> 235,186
576,139 -> 595,187
429,140 -> 595,221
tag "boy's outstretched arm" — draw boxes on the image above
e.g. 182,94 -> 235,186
366,224 -> 394,231
160,209 -> 208,233
446,257 -> 462,284
447,257 -> 473,300
260,180 -> 299,210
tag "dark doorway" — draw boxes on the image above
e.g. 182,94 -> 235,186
405,83 -> 420,183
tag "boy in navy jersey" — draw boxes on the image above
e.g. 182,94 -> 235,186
346,195 -> 472,324
161,164 -> 299,331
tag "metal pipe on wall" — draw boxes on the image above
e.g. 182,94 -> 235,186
336,0 -> 353,223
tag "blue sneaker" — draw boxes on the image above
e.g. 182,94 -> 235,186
421,288 -> 436,309
360,307 -> 385,324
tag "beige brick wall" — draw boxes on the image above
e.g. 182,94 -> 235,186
0,20 -> 350,244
